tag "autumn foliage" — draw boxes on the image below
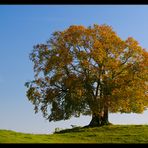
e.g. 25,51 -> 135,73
25,24 -> 148,126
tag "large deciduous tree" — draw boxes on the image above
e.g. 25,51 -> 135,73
25,24 -> 148,127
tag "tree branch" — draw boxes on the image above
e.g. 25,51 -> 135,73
95,80 -> 100,99
53,84 -> 68,93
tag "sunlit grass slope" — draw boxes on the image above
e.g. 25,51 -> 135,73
1,125 -> 148,143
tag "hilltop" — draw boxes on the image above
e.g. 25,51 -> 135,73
1,125 -> 148,143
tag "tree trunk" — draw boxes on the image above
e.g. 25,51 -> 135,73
88,112 -> 104,127
88,106 -> 110,127
101,105 -> 109,125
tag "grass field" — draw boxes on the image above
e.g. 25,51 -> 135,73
1,125 -> 148,143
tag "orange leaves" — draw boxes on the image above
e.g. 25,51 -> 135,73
80,59 -> 89,68
91,40 -> 106,64
93,40 -> 102,49
67,25 -> 86,32
63,25 -> 86,44
142,50 -> 148,66
92,48 -> 106,64
125,37 -> 143,58
77,50 -> 88,61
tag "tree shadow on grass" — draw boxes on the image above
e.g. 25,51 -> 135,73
54,126 -> 85,134
54,123 -> 114,134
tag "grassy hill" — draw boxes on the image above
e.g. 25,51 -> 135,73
1,125 -> 148,143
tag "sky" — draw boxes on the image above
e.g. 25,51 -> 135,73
0,5 -> 148,134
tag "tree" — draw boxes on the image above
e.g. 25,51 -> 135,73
25,24 -> 148,127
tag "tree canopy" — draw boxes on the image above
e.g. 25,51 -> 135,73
25,24 -> 148,126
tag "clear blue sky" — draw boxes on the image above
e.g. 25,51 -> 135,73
0,5 -> 148,134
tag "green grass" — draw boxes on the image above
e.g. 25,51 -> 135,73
1,125 -> 148,143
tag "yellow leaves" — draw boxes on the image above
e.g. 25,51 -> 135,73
67,25 -> 86,32
125,37 -> 144,59
92,41 -> 106,62
91,48 -> 106,64
142,50 -> 148,66
110,74 -> 148,113
126,37 -> 139,46
81,59 -> 89,68
106,59 -> 121,75
93,40 -> 102,49
63,25 -> 86,44
76,89 -> 83,97
77,51 -> 87,60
